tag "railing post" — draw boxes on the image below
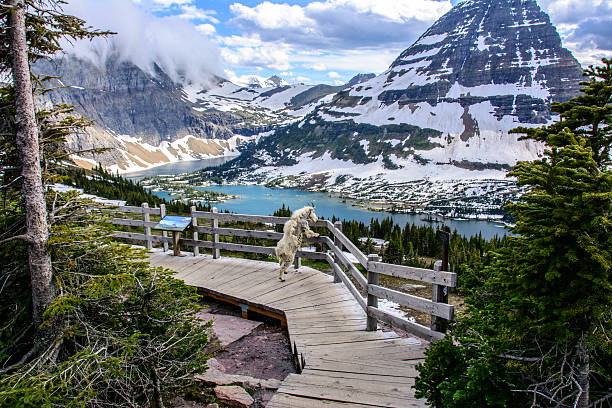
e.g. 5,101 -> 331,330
159,204 -> 168,252
333,221 -> 343,283
190,206 -> 199,257
212,207 -> 220,259
141,202 -> 152,250
431,228 -> 450,332
366,254 -> 380,331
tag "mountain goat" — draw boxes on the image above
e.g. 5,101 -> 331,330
275,206 -> 319,281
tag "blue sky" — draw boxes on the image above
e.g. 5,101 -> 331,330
66,0 -> 611,87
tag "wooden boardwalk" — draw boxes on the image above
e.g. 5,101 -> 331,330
148,251 -> 428,408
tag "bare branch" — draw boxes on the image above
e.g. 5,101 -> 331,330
0,233 -> 33,245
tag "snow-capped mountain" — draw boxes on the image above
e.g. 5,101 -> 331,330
34,57 -> 345,172
236,74 -> 290,89
207,0 -> 584,206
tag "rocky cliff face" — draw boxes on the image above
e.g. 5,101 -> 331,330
35,57 -> 248,146
218,0 -> 584,185
33,57 -> 325,172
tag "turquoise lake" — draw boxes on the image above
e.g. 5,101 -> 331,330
153,184 -> 508,240
125,159 -> 509,240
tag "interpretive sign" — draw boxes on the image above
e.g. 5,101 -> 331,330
154,216 -> 192,256
154,216 -> 192,232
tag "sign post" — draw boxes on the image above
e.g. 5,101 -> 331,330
431,227 -> 450,332
153,216 -> 192,256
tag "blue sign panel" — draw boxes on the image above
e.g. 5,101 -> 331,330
154,216 -> 192,232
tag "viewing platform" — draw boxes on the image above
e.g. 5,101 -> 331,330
112,204 -> 458,407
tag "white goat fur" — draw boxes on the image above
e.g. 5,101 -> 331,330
275,206 -> 319,281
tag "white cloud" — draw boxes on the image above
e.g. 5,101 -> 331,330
327,71 -> 341,78
196,23 -> 216,36
295,49 -> 399,74
280,71 -> 295,77
538,0 -> 612,67
145,0 -> 192,6
333,80 -> 344,85
218,35 -> 262,48
296,76 -> 312,83
221,43 -> 292,71
230,0 -> 453,51
178,5 -> 219,23
62,0 -> 223,86
307,63 -> 327,71
230,2 -> 315,29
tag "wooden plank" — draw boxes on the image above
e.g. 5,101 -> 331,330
142,203 -> 152,250
267,394 -> 374,408
211,207 -> 220,259
325,220 -> 368,267
292,331 -> 401,347
275,290 -> 355,310
285,305 -> 365,320
160,204 -> 169,252
367,306 -> 445,343
192,261 -> 270,288
368,284 -> 454,320
299,369 -> 415,385
326,255 -> 366,311
304,359 -> 420,378
190,205 -> 199,256
322,237 -> 367,289
288,324 -> 367,336
212,266 -> 281,292
191,211 -> 328,228
111,218 -> 158,228
118,205 -> 161,215
267,282 -> 341,306
283,297 -> 362,312
194,226 -> 283,240
263,281 -> 335,306
296,336 -> 414,350
250,274 -> 331,304
113,232 -> 172,244
288,318 -> 367,329
277,373 -> 423,408
302,347 -> 426,362
368,261 -> 457,287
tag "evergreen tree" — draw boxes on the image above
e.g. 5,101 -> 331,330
415,59 -> 612,407
384,226 -> 404,264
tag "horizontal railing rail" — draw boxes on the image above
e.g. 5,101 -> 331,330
111,204 -> 456,342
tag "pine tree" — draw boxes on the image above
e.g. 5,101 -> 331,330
415,59 -> 612,407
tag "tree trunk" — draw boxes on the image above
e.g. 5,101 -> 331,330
575,334 -> 590,408
150,364 -> 165,408
8,0 -> 55,329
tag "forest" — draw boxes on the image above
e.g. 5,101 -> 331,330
0,0 -> 610,407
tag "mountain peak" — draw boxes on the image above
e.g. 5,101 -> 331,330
347,73 -> 376,87
388,0 -> 582,103
266,75 -> 289,87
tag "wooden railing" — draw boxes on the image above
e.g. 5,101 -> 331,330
111,205 -> 456,342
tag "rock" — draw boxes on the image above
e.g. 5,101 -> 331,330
206,357 -> 226,372
171,397 -> 208,408
214,385 -> 254,408
205,404 -> 219,408
195,368 -> 281,391
198,312 -> 262,347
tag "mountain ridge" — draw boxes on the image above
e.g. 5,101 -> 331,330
211,0 -> 583,182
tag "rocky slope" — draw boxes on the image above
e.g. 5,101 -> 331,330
193,0 -> 584,217
35,57 -> 352,172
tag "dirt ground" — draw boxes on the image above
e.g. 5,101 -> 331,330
202,298 -> 295,408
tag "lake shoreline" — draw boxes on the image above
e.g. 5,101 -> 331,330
150,183 -> 510,239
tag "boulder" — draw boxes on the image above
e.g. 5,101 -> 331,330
214,385 -> 254,408
195,368 -> 281,391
